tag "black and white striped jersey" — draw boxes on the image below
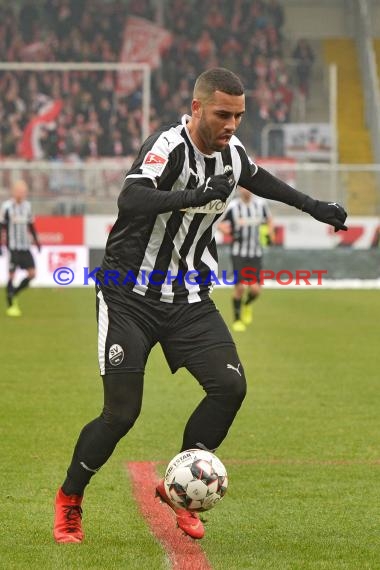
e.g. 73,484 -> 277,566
223,196 -> 271,258
0,199 -> 34,251
101,114 -> 259,304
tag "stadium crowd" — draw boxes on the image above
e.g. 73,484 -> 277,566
0,0 -> 309,160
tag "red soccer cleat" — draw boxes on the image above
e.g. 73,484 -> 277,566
155,478 -> 205,539
53,488 -> 84,543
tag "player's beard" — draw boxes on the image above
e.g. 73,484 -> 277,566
198,115 -> 227,153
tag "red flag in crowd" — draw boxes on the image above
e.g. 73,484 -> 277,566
19,99 -> 63,160
118,16 -> 172,94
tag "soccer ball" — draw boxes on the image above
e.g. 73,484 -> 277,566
164,449 -> 228,512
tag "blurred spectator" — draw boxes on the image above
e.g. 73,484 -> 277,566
0,0 -> 294,159
266,0 -> 284,31
292,38 -> 315,98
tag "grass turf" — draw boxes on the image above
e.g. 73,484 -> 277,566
0,287 -> 379,569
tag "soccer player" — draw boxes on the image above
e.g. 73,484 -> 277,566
0,180 -> 41,317
53,68 -> 347,543
219,186 -> 274,332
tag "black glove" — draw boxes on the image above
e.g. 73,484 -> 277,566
302,197 -> 348,232
185,168 -> 235,208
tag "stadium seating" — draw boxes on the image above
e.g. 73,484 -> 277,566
324,38 -> 377,214
0,0 -> 293,160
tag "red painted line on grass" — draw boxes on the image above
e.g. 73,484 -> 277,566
126,461 -> 212,570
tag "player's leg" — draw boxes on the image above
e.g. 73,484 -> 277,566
241,256 -> 262,326
62,371 -> 145,497
245,281 -> 261,305
54,289 -> 156,543
158,301 -> 245,538
232,282 -> 246,331
6,251 -> 17,306
5,251 -> 21,316
181,343 -> 246,452
54,370 -> 146,543
162,299 -> 247,452
12,252 -> 36,297
231,255 -> 247,331
158,309 -> 245,538
6,270 -> 15,306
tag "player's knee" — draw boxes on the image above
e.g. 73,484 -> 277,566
101,371 -> 144,439
228,373 -> 247,406
250,283 -> 260,297
199,347 -> 247,407
214,369 -> 247,409
101,402 -> 141,439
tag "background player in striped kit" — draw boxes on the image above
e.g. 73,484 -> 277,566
219,186 -> 274,332
0,180 -> 41,317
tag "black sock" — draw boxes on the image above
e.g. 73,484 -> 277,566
6,280 -> 14,306
181,396 -> 243,452
233,298 -> 241,321
61,416 -> 122,496
14,277 -> 31,295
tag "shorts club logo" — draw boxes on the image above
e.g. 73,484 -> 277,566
108,344 -> 124,366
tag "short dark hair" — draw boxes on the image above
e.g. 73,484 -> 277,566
194,68 -> 244,101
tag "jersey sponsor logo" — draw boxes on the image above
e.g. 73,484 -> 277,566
109,343 -> 124,366
142,151 -> 168,177
183,199 -> 228,214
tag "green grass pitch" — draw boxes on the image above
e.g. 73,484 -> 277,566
1,287 -> 379,569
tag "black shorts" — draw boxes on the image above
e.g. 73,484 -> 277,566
96,286 -> 236,375
231,255 -> 263,284
9,250 -> 35,272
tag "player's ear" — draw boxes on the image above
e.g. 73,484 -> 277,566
192,99 -> 202,118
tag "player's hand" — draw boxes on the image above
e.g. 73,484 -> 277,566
183,166 -> 235,209
302,198 -> 348,232
201,174 -> 232,202
194,170 -> 235,206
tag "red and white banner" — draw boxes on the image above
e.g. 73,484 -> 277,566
217,216 -> 380,249
0,246 -> 88,286
35,216 -> 84,245
118,16 -> 172,94
27,215 -> 380,250
35,246 -> 88,286
265,217 -> 379,249
18,100 -> 63,160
